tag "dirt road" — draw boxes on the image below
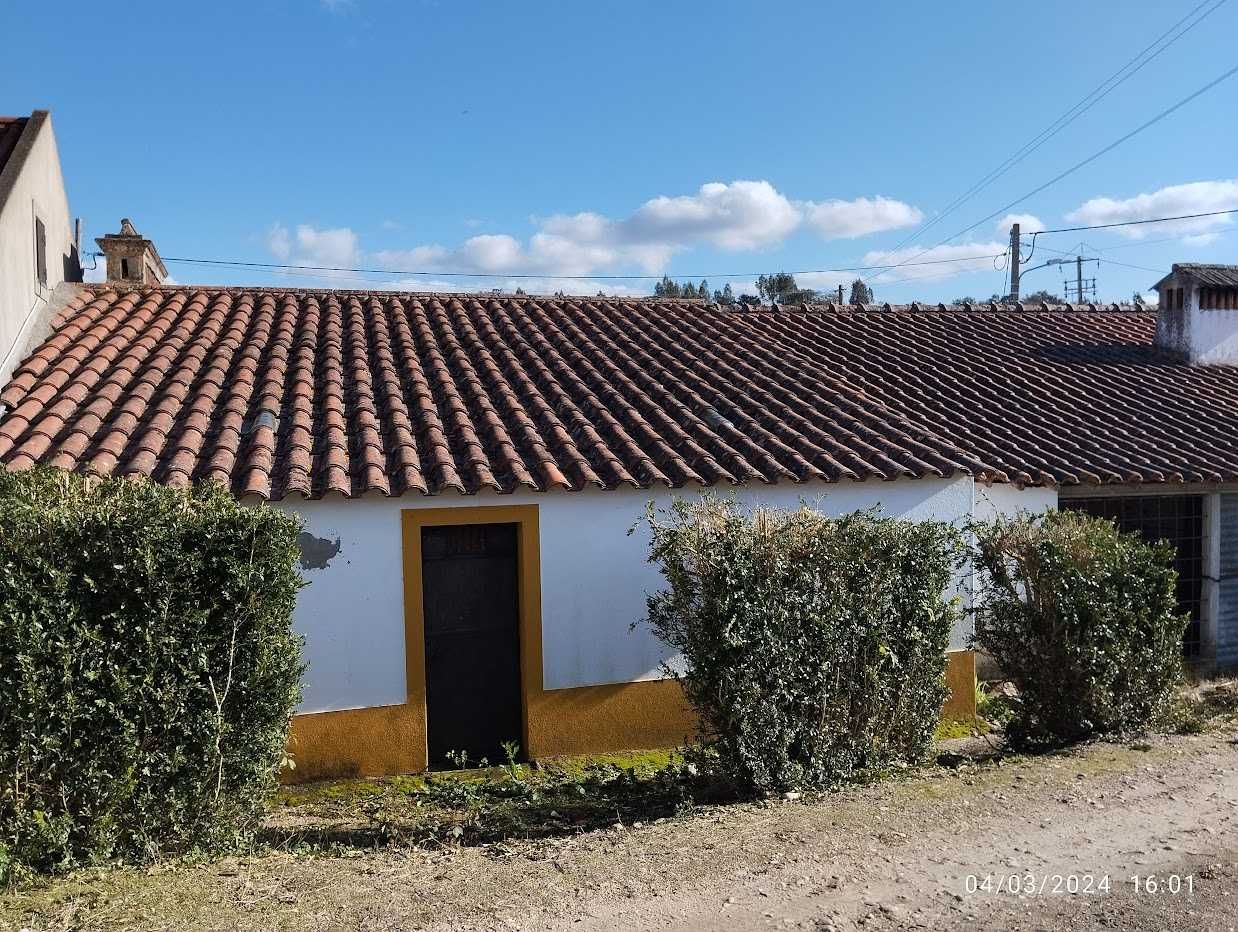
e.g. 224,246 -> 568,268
6,729 -> 1237,931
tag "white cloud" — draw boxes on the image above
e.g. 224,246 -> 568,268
1182,232 -> 1220,247
270,180 -> 925,292
266,223 -> 292,260
1065,180 -> 1238,240
383,276 -> 649,298
291,224 -> 360,266
861,241 -> 1007,282
267,223 -> 361,280
83,256 -> 106,283
997,213 -> 1044,234
803,196 -> 922,240
624,180 -> 802,250
372,180 -> 921,280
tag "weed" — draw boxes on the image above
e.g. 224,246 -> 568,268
976,682 -> 1016,729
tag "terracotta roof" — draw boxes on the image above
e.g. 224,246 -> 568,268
1154,263 -> 1238,289
1,284 -> 1236,499
0,117 -> 28,175
0,112 -> 45,213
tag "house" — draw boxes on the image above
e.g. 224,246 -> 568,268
4,224 -> 1238,781
0,110 -> 81,390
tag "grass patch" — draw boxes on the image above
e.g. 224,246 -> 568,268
1165,677 -> 1238,734
933,717 -> 981,741
264,751 -> 735,852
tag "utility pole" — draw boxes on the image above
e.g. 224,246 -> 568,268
837,284 -> 844,304
1062,254 -> 1097,303
1009,222 -> 1021,300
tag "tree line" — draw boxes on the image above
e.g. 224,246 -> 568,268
653,273 -> 874,305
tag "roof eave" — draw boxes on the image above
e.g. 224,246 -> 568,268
0,110 -> 48,216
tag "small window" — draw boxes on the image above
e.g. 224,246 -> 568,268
34,216 -> 47,286
121,257 -> 131,279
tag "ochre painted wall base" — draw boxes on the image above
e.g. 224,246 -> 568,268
283,650 -> 977,783
285,703 -> 423,783
942,649 -> 978,721
525,678 -> 696,760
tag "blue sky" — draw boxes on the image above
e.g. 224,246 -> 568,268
4,0 -> 1238,302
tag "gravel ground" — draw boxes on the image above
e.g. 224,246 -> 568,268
5,728 -> 1237,931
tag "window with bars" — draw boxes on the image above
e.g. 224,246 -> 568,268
1061,495 -> 1204,658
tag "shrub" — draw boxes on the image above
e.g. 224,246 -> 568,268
0,470 -> 304,880
971,509 -> 1186,747
641,494 -> 963,792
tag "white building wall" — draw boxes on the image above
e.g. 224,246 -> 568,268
0,113 -> 79,390
1155,282 -> 1238,367
279,476 -> 1058,715
973,481 -> 1059,522
965,481 -> 1060,647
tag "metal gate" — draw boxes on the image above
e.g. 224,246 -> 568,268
1061,495 -> 1204,658
1217,495 -> 1238,669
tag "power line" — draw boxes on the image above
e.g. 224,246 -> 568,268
1032,206 -> 1238,235
1099,256 -> 1166,275
876,60 -> 1238,277
90,249 -> 1008,282
1026,240 -> 1167,276
881,0 -> 1228,256
94,203 -> 1238,286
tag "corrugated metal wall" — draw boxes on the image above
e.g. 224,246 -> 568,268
1218,495 -> 1238,671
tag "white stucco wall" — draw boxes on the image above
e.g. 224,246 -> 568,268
1156,284 -> 1238,366
973,481 -> 1059,522
1184,305 -> 1238,366
279,476 -> 999,714
0,113 -> 78,390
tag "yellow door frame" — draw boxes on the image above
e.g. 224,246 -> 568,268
401,504 -> 542,771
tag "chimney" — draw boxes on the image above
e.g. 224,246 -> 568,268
1153,263 -> 1238,365
95,218 -> 167,285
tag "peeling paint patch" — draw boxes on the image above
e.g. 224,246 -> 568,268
297,532 -> 342,570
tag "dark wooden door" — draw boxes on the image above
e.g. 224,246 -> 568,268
421,522 -> 522,767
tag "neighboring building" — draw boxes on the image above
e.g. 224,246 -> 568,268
1153,263 -> 1238,365
0,111 -> 81,392
4,241 -> 1238,781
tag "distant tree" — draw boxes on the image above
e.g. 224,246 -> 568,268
714,283 -> 736,305
515,287 -> 527,295
654,275 -> 680,297
655,276 -> 713,299
1022,288 -> 1062,304
848,278 -> 873,304
758,272 -> 799,304
950,296 -> 977,306
737,293 -> 761,305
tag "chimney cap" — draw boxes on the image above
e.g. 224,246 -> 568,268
95,218 -> 167,285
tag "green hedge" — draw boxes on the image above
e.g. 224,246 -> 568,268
971,509 -> 1186,746
642,495 -> 963,792
0,470 -> 304,880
